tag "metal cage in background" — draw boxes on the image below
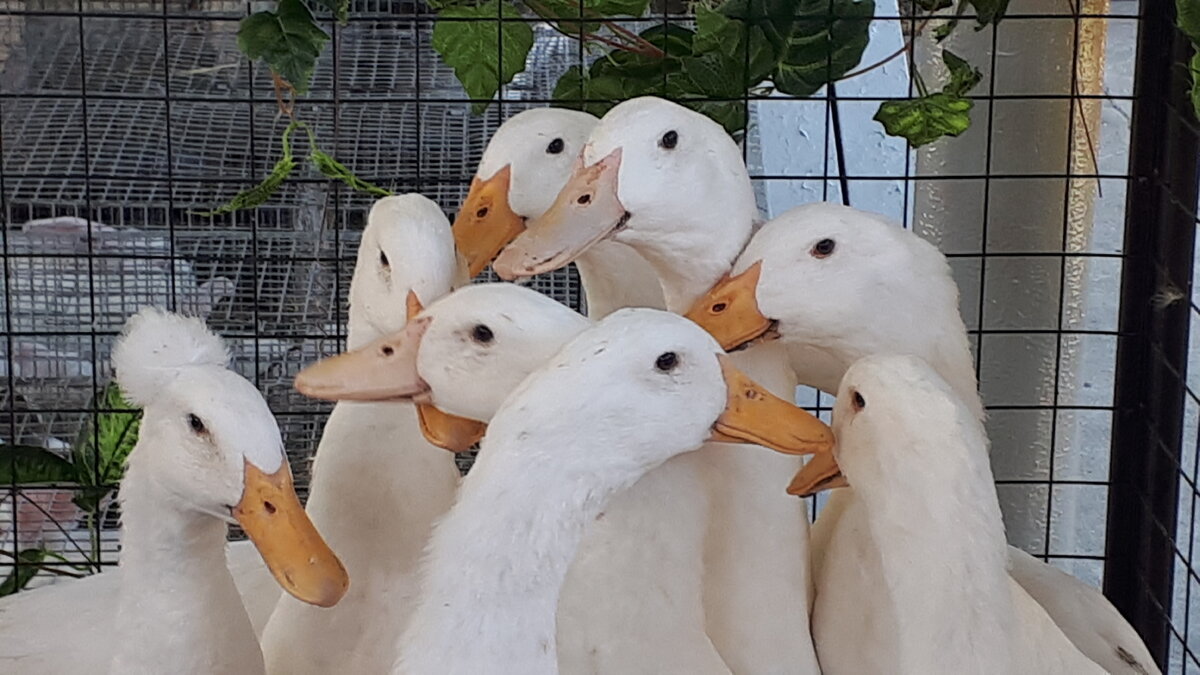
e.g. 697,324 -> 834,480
0,0 -> 1195,672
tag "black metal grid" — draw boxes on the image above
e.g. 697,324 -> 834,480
0,1 -> 1188,670
1103,1 -> 1200,671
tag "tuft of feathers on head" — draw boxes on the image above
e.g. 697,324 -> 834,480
112,307 -> 229,406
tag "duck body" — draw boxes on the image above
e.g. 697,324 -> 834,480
107,308 -> 346,674
686,201 -> 1158,675
395,309 -> 832,675
260,194 -> 461,673
815,355 -> 1103,675
494,97 -> 818,673
260,402 -> 459,674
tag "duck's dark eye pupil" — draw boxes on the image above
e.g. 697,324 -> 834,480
655,351 -> 678,372
812,238 -> 836,258
476,206 -> 489,218
659,130 -> 678,149
852,391 -> 866,410
188,414 -> 206,434
577,194 -> 591,205
546,138 -> 565,154
712,302 -> 727,313
379,250 -> 390,267
472,324 -> 494,344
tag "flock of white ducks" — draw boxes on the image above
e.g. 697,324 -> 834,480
0,96 -> 1159,675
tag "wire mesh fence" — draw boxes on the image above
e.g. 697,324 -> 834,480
0,0 -> 1192,671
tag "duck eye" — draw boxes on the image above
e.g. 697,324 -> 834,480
655,351 -> 678,372
851,391 -> 866,411
711,302 -> 727,313
546,137 -> 565,154
659,130 -> 678,150
475,206 -> 489,218
577,193 -> 592,205
811,238 -> 836,258
187,414 -> 207,434
379,250 -> 390,268
471,324 -> 494,344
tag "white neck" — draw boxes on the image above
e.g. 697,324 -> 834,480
633,236 -> 745,313
575,240 -> 666,318
851,439 -> 1014,673
789,316 -> 982,422
111,460 -> 263,675
399,450 -> 631,675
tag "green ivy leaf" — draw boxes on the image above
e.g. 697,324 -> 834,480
73,383 -> 141,487
773,0 -> 874,96
0,548 -> 49,597
694,3 -> 780,86
237,0 -> 330,94
873,50 -> 981,147
313,0 -> 350,24
933,18 -> 958,41
942,48 -> 982,96
965,0 -> 1008,28
553,24 -> 695,117
432,1 -> 535,114
874,93 -> 973,147
0,445 -> 78,485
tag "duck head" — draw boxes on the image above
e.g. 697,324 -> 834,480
349,194 -> 461,350
453,108 -> 599,278
294,284 -> 592,450
482,309 -> 834,480
789,354 -> 986,500
492,97 -> 757,310
113,307 -> 349,607
681,204 -> 980,494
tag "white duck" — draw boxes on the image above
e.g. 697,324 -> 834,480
299,282 -> 737,674
809,354 -> 1103,674
0,309 -> 338,667
682,201 -> 1158,675
392,309 -> 833,674
12,307 -> 347,674
258,194 -> 469,674
492,96 -> 816,673
453,107 -> 665,318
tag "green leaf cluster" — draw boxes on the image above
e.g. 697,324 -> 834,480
238,0 -> 331,94
0,383 -> 141,491
873,49 -> 981,148
551,0 -> 874,134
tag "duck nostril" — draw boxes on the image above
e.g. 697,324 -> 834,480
263,501 -> 277,515
381,345 -> 395,357
577,194 -> 591,205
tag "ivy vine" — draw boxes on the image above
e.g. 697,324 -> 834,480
211,0 -> 1008,213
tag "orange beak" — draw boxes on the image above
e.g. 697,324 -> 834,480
293,292 -> 487,453
454,165 -> 527,279
492,148 -> 626,280
709,355 -> 834,456
684,261 -> 779,351
406,292 -> 487,452
233,460 -> 349,607
293,317 -> 432,402
786,452 -> 848,497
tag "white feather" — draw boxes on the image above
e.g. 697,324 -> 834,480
112,307 -> 228,406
